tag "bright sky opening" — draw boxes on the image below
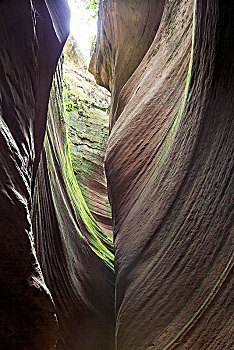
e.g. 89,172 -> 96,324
68,0 -> 98,63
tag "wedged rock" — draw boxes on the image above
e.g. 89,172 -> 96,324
0,1 -> 69,349
91,0 -> 234,349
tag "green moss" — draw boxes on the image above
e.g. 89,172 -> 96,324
44,60 -> 114,271
154,0 -> 197,171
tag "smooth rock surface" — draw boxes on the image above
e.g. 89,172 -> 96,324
0,0 -> 233,349
0,1 -> 70,349
91,0 -> 234,349
89,0 -> 166,129
0,2 -> 115,349
32,60 -> 114,350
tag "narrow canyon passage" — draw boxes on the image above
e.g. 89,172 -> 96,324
0,1 -> 233,350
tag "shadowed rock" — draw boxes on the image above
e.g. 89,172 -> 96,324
91,0 -> 234,349
0,1 -> 70,349
32,59 -> 115,350
0,0 -> 233,349
0,1 -> 114,349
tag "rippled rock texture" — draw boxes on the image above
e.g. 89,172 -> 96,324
0,1 -> 114,350
0,1 -> 70,349
0,0 -> 233,349
91,0 -> 234,349
89,0 -> 165,129
32,60 -> 114,350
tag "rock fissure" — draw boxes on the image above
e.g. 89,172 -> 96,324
0,0 -> 233,349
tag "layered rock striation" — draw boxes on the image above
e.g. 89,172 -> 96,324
0,1 -> 70,349
0,0 -> 233,349
32,60 -> 114,350
63,37 -> 112,235
91,0 -> 234,349
0,1 -> 114,350
89,0 -> 166,128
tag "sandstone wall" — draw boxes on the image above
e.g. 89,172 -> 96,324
0,0 -> 233,349
0,1 -> 70,348
91,0 -> 234,349
89,0 -> 166,129
63,37 -> 112,236
32,60 -> 114,350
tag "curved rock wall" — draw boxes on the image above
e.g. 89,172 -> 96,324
32,59 -> 114,350
0,0 -> 233,349
91,0 -> 234,349
89,0 -> 165,128
0,1 -> 69,349
0,1 -> 115,348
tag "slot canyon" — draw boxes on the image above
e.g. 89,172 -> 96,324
0,1 -> 233,349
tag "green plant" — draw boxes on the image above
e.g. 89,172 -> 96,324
74,0 -> 99,18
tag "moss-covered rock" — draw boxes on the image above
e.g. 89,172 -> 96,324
63,36 -> 112,236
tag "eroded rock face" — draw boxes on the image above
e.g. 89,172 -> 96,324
89,0 -> 166,128
0,1 -> 115,349
63,37 -> 112,235
32,60 -> 114,350
0,1 -> 70,349
0,0 -> 233,349
91,0 -> 234,349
